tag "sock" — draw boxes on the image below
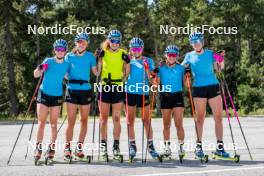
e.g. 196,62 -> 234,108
113,140 -> 119,148
164,140 -> 171,146
77,141 -> 83,150
101,139 -> 107,151
196,141 -> 202,149
217,140 -> 224,150
129,139 -> 136,145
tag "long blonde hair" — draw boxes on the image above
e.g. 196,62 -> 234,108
101,39 -> 110,50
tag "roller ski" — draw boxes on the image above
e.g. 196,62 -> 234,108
63,143 -> 72,164
112,145 -> 123,163
212,149 -> 240,163
73,143 -> 91,163
44,143 -> 55,165
194,147 -> 208,163
128,143 -> 137,163
34,143 -> 42,166
178,144 -> 186,163
148,143 -> 162,162
160,143 -> 172,160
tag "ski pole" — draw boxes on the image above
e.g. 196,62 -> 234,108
7,73 -> 43,165
222,74 -> 253,160
144,90 -> 156,162
185,74 -> 200,142
24,110 -> 37,159
219,79 -> 238,156
92,73 -> 100,160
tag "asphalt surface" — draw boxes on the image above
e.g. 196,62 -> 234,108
0,117 -> 264,176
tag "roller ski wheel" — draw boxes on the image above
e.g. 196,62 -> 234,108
160,154 -> 172,160
113,154 -> 123,163
128,155 -> 136,163
99,153 -> 109,162
212,152 -> 240,163
73,154 -> 91,164
149,151 -> 162,162
179,153 -> 185,163
195,154 -> 209,163
64,155 -> 72,164
195,150 -> 208,163
44,156 -> 54,165
34,156 -> 42,166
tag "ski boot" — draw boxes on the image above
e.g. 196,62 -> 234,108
44,143 -> 55,165
160,143 -> 172,160
73,142 -> 91,163
148,143 -> 162,162
63,143 -> 72,164
194,145 -> 208,163
99,140 -> 109,162
113,144 -> 123,163
212,148 -> 239,163
34,142 -> 42,166
128,142 -> 137,163
178,143 -> 186,163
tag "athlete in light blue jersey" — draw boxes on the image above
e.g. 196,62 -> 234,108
33,39 -> 69,163
125,37 -> 161,162
156,45 -> 186,160
64,33 -> 98,161
182,31 -> 230,159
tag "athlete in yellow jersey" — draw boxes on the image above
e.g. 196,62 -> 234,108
95,30 -> 130,162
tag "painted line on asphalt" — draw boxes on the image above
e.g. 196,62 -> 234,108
129,166 -> 264,176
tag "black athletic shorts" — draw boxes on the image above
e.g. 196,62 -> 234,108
65,89 -> 93,105
192,84 -> 221,99
37,90 -> 63,107
97,85 -> 124,104
125,93 -> 150,107
160,91 -> 184,109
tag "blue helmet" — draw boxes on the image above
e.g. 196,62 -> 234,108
129,37 -> 144,48
165,45 -> 179,54
108,30 -> 122,41
75,33 -> 89,42
189,31 -> 204,45
53,39 -> 68,49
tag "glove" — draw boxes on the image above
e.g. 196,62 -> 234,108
184,66 -> 191,75
95,48 -> 104,58
122,53 -> 130,64
38,63 -> 49,71
213,53 -> 224,63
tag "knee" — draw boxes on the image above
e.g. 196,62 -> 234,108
163,123 -> 171,130
80,118 -> 88,126
38,121 -> 46,129
214,116 -> 223,124
113,112 -> 121,123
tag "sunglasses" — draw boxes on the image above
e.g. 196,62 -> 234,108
131,47 -> 143,53
55,47 -> 66,52
110,39 -> 120,44
76,40 -> 88,45
167,53 -> 178,58
190,39 -> 203,45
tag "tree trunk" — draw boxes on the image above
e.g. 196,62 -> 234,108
3,0 -> 19,116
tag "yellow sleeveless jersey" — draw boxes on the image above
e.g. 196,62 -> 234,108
101,48 -> 127,85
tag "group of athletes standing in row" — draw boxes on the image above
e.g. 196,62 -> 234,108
33,29 -> 229,163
